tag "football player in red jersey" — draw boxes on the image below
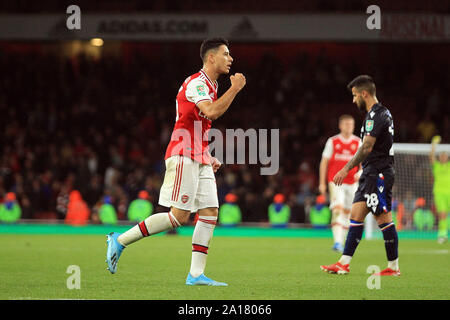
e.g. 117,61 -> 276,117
319,115 -> 361,252
106,38 -> 246,286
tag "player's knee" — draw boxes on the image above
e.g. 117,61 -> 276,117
374,212 -> 393,225
170,207 -> 191,225
179,215 -> 191,225
198,207 -> 218,217
332,206 -> 343,214
349,202 -> 369,222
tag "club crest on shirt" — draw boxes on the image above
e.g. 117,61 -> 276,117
365,120 -> 374,132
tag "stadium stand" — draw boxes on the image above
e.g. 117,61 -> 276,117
0,40 -> 447,223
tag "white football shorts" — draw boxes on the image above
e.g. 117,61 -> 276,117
328,182 -> 358,211
159,155 -> 219,213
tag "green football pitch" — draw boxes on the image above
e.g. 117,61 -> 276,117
0,226 -> 448,300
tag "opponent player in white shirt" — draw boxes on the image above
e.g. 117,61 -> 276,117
106,38 -> 246,286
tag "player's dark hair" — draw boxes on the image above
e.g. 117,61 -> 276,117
347,75 -> 376,96
200,38 -> 229,62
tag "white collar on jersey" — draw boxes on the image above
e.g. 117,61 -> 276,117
338,134 -> 357,143
200,69 -> 218,90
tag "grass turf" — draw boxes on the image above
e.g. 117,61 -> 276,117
0,233 -> 448,300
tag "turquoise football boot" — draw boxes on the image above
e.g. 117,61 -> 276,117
106,232 -> 124,274
186,273 -> 228,286
332,242 -> 344,253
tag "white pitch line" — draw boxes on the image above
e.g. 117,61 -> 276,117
412,249 -> 449,255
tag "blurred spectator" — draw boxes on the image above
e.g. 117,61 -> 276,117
99,195 -> 118,225
309,194 -> 331,229
0,192 -> 21,223
218,193 -> 242,227
84,174 -> 103,208
55,185 -> 70,220
417,115 -> 437,143
412,198 -> 434,231
402,190 -> 415,228
65,190 -> 90,225
390,198 -> 406,230
268,193 -> 290,228
127,190 -> 154,222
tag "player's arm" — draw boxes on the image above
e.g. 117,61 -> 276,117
354,164 -> 363,182
333,135 -> 376,186
354,139 -> 363,181
319,157 -> 329,195
319,138 -> 332,194
344,134 -> 375,170
429,142 -> 436,164
429,135 -> 441,164
197,73 -> 246,121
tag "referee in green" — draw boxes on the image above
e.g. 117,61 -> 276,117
429,135 -> 450,244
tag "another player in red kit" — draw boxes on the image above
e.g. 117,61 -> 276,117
319,115 -> 361,252
106,38 -> 246,286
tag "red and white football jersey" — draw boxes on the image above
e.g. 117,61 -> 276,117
165,69 -> 218,165
322,134 -> 361,185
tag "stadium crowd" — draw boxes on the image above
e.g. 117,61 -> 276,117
0,41 -> 448,223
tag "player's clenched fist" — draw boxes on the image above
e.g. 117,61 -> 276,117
210,157 -> 222,173
230,73 -> 246,91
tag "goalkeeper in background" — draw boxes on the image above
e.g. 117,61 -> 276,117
429,135 -> 450,244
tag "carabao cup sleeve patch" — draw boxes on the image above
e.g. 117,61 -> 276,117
365,120 -> 374,132
196,85 -> 207,96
